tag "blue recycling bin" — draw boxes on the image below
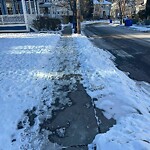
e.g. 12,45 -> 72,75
109,19 -> 112,23
125,19 -> 132,26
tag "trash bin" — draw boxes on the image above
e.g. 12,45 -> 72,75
109,19 -> 112,23
125,19 -> 132,26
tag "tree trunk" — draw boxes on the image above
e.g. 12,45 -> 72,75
118,1 -> 123,24
146,0 -> 150,18
76,0 -> 81,34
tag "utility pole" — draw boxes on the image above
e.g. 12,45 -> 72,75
118,0 -> 123,25
76,0 -> 81,34
73,0 -> 77,33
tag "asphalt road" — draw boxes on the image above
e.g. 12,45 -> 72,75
83,23 -> 150,83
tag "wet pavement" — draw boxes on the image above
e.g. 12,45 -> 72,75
41,82 -> 98,149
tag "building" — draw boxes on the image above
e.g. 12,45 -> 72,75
110,0 -> 147,19
0,0 -> 72,32
39,0 -> 73,20
0,0 -> 40,32
93,0 -> 112,19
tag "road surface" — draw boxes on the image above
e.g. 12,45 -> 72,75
83,23 -> 150,83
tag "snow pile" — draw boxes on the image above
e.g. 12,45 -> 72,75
81,20 -> 121,28
99,0 -> 111,4
130,25 -> 150,32
0,33 -> 60,149
93,0 -> 111,4
82,20 -> 110,26
73,34 -> 150,150
93,0 -> 100,4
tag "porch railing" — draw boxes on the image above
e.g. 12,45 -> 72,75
27,14 -> 37,26
0,15 -> 25,25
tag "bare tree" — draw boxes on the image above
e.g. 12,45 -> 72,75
114,0 -> 135,24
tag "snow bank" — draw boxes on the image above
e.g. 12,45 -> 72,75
93,0 -> 111,4
130,25 -> 150,32
73,34 -> 150,150
81,20 -> 150,32
82,20 -> 110,26
0,33 -> 60,149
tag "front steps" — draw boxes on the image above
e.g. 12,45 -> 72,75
0,24 -> 37,33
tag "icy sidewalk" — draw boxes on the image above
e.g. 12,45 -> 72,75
39,35 -> 99,149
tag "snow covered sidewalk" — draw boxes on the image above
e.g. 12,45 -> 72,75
0,31 -> 150,150
0,32 -> 99,150
38,35 -> 99,149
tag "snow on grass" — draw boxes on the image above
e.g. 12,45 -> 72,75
73,34 -> 150,150
0,33 -> 60,149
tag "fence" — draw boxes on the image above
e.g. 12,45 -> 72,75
0,15 -> 25,25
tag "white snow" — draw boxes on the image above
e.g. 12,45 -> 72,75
100,0 -> 111,4
82,20 -> 110,25
93,0 -> 100,4
130,25 -> 150,32
0,33 -> 60,149
0,25 -> 150,150
93,0 -> 111,4
72,34 -> 150,150
82,20 -> 150,32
